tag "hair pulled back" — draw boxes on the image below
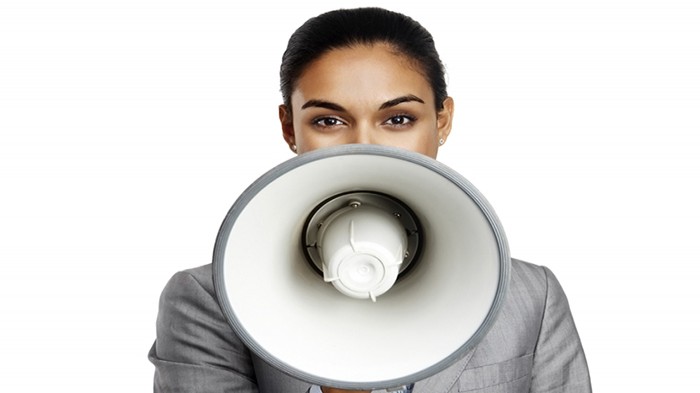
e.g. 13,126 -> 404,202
280,7 -> 448,110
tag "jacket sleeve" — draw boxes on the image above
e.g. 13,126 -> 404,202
148,270 -> 259,393
530,266 -> 592,392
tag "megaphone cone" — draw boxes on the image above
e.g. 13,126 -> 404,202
213,144 -> 510,390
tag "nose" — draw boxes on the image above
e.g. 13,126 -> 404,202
350,124 -> 373,145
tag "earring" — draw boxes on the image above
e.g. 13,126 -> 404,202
291,144 -> 297,153
438,138 -> 445,146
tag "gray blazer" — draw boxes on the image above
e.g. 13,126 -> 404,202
149,259 -> 591,392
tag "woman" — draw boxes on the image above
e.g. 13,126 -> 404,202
149,7 -> 591,393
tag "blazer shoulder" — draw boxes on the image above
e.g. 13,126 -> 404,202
509,258 -> 548,301
160,263 -> 215,299
471,258 -> 550,359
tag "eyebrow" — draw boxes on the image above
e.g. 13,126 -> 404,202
301,99 -> 346,111
300,94 -> 425,112
378,94 -> 425,110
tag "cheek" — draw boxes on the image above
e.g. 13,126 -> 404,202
292,125 -> 343,153
408,137 -> 439,158
378,131 -> 439,158
291,119 -> 317,152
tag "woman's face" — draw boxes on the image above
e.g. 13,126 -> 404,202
280,43 -> 453,159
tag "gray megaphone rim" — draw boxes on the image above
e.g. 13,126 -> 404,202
213,144 -> 510,390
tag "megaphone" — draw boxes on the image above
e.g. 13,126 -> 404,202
213,144 -> 510,391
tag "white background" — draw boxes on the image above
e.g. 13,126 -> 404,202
1,0 -> 698,391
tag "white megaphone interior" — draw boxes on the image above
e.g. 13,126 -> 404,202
221,149 -> 503,386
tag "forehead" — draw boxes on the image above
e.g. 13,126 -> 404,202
291,44 -> 435,109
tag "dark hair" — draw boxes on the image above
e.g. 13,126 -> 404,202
280,7 -> 448,110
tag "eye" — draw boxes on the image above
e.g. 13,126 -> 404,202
383,114 -> 416,128
312,117 -> 346,128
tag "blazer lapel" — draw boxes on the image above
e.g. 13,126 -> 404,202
411,346 -> 476,393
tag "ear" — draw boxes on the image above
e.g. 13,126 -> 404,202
279,104 -> 297,153
436,96 -> 454,145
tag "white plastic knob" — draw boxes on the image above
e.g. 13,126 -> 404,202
318,203 -> 407,301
